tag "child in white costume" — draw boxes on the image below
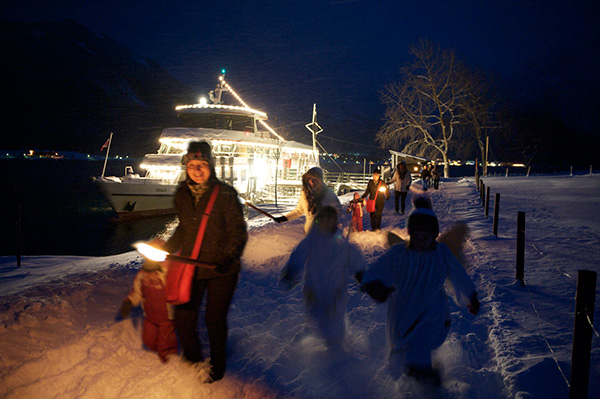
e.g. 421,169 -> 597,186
360,197 -> 479,382
280,206 -> 365,348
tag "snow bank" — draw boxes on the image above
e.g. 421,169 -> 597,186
1,175 -> 599,398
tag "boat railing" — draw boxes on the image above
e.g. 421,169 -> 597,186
324,171 -> 370,185
121,174 -> 180,185
323,171 -> 371,196
256,184 -> 302,204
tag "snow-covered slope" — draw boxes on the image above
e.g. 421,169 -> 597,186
1,175 -> 599,398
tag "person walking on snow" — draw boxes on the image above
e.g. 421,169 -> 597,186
361,168 -> 390,231
420,164 -> 431,191
273,167 -> 342,233
119,259 -> 178,363
157,140 -> 248,383
389,161 -> 412,214
279,206 -> 365,349
347,192 -> 365,232
359,197 -> 479,384
431,164 -> 441,190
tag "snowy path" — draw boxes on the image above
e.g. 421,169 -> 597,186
1,175 -> 598,398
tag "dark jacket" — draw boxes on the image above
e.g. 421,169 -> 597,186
361,179 -> 390,204
165,179 -> 248,280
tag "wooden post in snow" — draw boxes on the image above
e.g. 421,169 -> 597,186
475,158 -> 479,190
493,193 -> 500,236
485,186 -> 491,217
480,181 -> 485,206
516,212 -> 525,285
569,270 -> 597,399
14,184 -> 21,267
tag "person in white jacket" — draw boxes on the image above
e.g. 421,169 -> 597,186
279,206 -> 365,349
359,197 -> 479,384
389,161 -> 412,214
274,167 -> 342,234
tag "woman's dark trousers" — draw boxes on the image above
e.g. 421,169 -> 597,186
394,190 -> 408,214
174,273 -> 239,378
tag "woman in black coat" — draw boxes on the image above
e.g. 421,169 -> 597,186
164,141 -> 248,382
361,168 -> 390,231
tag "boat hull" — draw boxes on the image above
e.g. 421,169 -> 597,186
94,178 -> 178,219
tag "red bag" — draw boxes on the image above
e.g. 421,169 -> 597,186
366,199 -> 376,213
165,185 -> 220,305
366,181 -> 382,213
165,259 -> 196,305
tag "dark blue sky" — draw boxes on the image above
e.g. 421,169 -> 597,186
3,1 -> 599,151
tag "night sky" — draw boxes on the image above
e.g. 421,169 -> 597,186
2,1 -> 599,152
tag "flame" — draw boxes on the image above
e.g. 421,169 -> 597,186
134,242 -> 168,262
379,186 -> 386,192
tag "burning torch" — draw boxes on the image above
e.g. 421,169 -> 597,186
134,242 -> 216,269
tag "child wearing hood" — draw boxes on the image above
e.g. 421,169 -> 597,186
119,260 -> 178,363
359,197 -> 479,384
273,167 -> 342,234
346,192 -> 365,232
279,206 -> 365,349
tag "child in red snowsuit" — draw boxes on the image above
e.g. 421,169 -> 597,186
120,260 -> 178,363
347,192 -> 365,232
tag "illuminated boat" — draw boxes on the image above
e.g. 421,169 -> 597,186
94,75 -> 319,219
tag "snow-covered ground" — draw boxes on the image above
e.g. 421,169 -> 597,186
1,174 -> 599,399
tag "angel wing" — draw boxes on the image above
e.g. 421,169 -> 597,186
437,223 -> 470,266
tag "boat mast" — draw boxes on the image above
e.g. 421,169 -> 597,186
101,132 -> 113,178
209,71 -> 228,104
305,103 -> 322,166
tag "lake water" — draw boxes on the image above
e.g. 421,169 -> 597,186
1,159 -> 176,257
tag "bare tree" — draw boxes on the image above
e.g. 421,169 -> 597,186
378,40 -> 471,177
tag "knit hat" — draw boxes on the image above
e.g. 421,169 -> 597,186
303,167 -> 324,182
373,168 -> 381,175
182,141 -> 212,165
407,196 -> 439,237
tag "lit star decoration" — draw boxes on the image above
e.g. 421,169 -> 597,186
305,120 -> 323,137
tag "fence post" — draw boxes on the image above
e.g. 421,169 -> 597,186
14,185 -> 22,267
480,182 -> 485,205
493,193 -> 500,236
570,166 -> 573,176
516,212 -> 525,285
483,182 -> 486,206
569,270 -> 597,399
485,186 -> 491,217
16,202 -> 21,267
505,167 -> 509,177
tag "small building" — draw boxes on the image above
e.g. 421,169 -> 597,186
389,150 -> 428,178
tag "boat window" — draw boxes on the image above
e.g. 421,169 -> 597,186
178,113 -> 254,131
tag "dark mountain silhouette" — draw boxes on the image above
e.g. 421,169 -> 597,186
1,19 -> 197,158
